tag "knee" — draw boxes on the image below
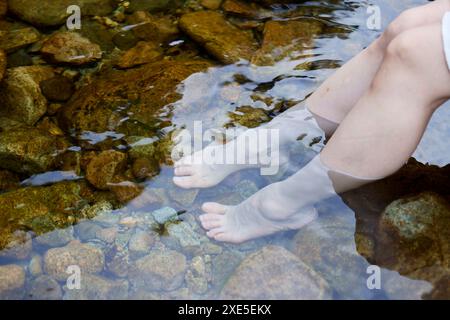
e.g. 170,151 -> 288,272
382,9 -> 418,45
384,31 -> 421,67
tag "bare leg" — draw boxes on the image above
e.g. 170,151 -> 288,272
200,24 -> 450,243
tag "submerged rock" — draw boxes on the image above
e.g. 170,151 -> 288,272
64,273 -> 129,300
179,11 -> 258,64
44,240 -> 105,281
0,27 -> 40,53
127,12 -> 179,45
116,41 -> 162,69
27,275 -> 62,300
127,0 -> 175,13
39,75 -> 74,102
0,0 -> 6,18
221,246 -> 332,299
0,230 -> 32,260
0,49 -> 5,81
0,127 -> 68,174
0,169 -> 20,192
41,32 -> 102,65
0,181 -> 92,250
0,66 -> 54,125
130,249 -> 187,291
35,227 -> 75,247
59,58 -> 213,133
152,206 -> 178,224
0,264 -> 25,299
8,0 -> 114,27
86,150 -> 127,190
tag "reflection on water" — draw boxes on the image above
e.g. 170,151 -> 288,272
0,0 -> 448,300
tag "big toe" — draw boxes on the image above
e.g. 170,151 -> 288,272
173,176 -> 195,189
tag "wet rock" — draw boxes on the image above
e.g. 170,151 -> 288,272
0,230 -> 32,260
28,255 -> 43,277
222,0 -> 267,19
201,0 -> 222,10
110,181 -> 143,203
39,75 -> 74,102
186,256 -> 209,295
0,0 -> 7,18
221,245 -> 332,299
166,221 -> 206,249
82,201 -> 114,222
0,49 -> 5,81
0,27 -> 40,53
127,0 -> 175,13
0,127 -> 68,174
107,251 -> 130,278
6,49 -> 33,68
0,181 -> 92,250
112,30 -> 138,50
41,31 -> 102,65
95,227 -> 118,244
59,58 -> 212,134
0,169 -> 20,192
252,19 -> 324,66
44,240 -> 105,281
35,227 -> 75,247
179,11 -> 258,64
168,187 -> 198,207
0,66 -> 54,125
0,264 -> 25,299
227,106 -> 270,128
382,269 -> 433,300
132,157 -> 160,180
27,275 -> 62,300
377,192 -> 450,277
75,221 -> 103,241
128,13 -> 179,45
152,206 -> 178,224
8,0 -> 114,27
77,20 -> 116,52
129,229 -> 155,257
86,150 -> 127,190
130,249 -> 187,291
64,273 -> 129,300
116,41 -> 162,69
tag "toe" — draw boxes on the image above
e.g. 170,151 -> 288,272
173,176 -> 194,189
174,166 -> 194,176
201,202 -> 228,215
206,228 -> 224,238
199,214 -> 224,230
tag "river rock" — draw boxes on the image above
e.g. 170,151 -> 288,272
116,41 -> 162,69
0,0 -> 7,17
0,264 -> 25,299
128,12 -> 179,45
166,221 -> 206,249
0,230 -> 32,260
252,19 -> 324,66
39,75 -> 74,102
0,66 -> 54,125
0,27 -> 40,53
86,150 -> 127,190
185,256 -> 209,295
168,187 -> 198,207
8,0 -> 114,27
221,245 -> 332,299
41,31 -> 102,65
152,206 -> 178,224
201,0 -> 222,10
29,255 -> 43,277
64,273 -> 129,300
128,229 -> 155,257
179,11 -> 258,64
44,240 -> 105,281
130,249 -> 187,291
0,49 -> 5,81
27,275 -> 62,300
222,0 -> 267,19
0,127 -> 68,174
0,169 -> 20,192
35,227 -> 75,247
59,58 -> 212,134
127,0 -> 174,13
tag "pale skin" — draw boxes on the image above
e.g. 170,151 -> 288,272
173,0 -> 450,243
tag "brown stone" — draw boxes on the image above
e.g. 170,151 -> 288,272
116,41 -> 163,69
86,150 -> 127,190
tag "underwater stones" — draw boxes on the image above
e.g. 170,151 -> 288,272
0,230 -> 32,260
127,0 -> 174,13
131,157 -> 159,180
44,240 -> 105,281
59,58 -> 212,133
152,206 -> 178,224
27,275 -> 62,300
63,273 -> 129,300
179,11 -> 258,64
222,0 -> 266,19
115,41 -> 162,69
0,65 -> 54,125
128,229 -> 155,257
221,246 -> 332,299
166,221 -> 205,249
185,255 -> 209,295
200,0 -> 222,10
0,127 -> 67,174
377,192 -> 450,276
35,227 -> 75,247
40,32 -> 102,65
0,0 -> 6,18
8,0 -> 114,27
128,12 -> 179,45
86,150 -> 127,190
0,27 -> 40,53
0,169 -> 20,192
0,264 -> 25,299
39,75 -> 74,102
0,49 -> 5,81
168,187 -> 199,207
252,19 -> 324,66
130,249 -> 187,291
28,255 -> 43,277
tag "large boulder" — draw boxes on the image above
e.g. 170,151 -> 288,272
44,240 -> 105,281
220,245 -> 332,299
0,127 -> 68,174
59,58 -> 213,133
8,0 -> 114,27
0,66 -> 54,125
179,11 -> 258,64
